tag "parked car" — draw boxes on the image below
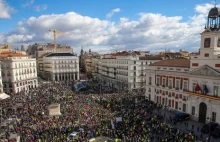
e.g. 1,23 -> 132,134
201,122 -> 218,134
173,113 -> 190,122
212,126 -> 220,138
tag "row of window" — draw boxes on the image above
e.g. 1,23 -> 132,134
134,61 -> 153,65
155,89 -> 187,100
156,96 -> 187,112
154,77 -> 188,90
54,65 -> 77,68
100,60 -> 153,65
14,63 -> 36,68
53,60 -> 77,64
156,67 -> 189,72
3,80 -> 37,88
2,69 -> 36,76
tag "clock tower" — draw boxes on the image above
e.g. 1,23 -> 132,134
190,4 -> 220,70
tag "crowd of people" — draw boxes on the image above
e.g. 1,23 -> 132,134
0,80 -> 199,142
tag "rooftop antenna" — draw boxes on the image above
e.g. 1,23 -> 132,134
215,0 -> 217,7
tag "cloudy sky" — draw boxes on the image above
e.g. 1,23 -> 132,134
0,0 -> 217,54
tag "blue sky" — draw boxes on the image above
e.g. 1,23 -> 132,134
0,0 -> 218,53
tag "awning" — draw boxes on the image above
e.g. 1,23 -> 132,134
0,93 -> 10,100
174,111 -> 182,115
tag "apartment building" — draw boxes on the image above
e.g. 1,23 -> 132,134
0,51 -> 37,94
95,51 -> 162,91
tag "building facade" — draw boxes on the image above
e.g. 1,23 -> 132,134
85,56 -> 100,73
79,47 -> 99,73
38,53 -> 79,84
146,6 -> 220,124
95,51 -> 162,91
27,43 -> 73,58
0,51 -> 38,94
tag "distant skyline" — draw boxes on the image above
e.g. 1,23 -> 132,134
0,0 -> 218,54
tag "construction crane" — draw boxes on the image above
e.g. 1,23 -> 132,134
48,29 -> 69,52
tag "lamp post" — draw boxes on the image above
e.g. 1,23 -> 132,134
206,117 -> 212,142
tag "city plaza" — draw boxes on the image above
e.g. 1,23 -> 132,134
1,4 -> 220,142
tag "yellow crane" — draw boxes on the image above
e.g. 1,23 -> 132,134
48,29 -> 69,52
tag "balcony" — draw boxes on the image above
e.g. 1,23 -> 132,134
168,86 -> 172,89
175,87 -> 179,90
187,91 -> 220,101
183,88 -> 188,92
162,85 -> 165,88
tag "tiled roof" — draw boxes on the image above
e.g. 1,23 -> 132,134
139,56 -> 162,60
1,50 -> 13,54
150,59 -> 190,68
0,52 -> 29,57
46,53 -> 75,57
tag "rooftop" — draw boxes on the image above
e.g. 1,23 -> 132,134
139,56 -> 162,60
0,51 -> 29,57
106,51 -> 141,56
46,53 -> 75,57
150,59 -> 190,68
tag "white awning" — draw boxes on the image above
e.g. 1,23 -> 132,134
0,93 -> 10,100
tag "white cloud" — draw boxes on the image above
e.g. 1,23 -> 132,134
0,0 -> 15,18
0,3 -> 215,54
34,4 -> 47,12
106,8 -> 120,19
22,0 -> 34,8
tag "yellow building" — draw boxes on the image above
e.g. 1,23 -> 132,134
179,50 -> 190,59
0,44 -> 11,53
85,56 -> 99,73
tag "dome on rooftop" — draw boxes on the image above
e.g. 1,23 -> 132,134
208,7 -> 220,18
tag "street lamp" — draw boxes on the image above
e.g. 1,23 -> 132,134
206,117 -> 212,142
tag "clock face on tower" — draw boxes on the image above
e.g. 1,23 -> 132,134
204,38 -> 211,48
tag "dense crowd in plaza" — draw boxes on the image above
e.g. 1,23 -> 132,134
0,80 -> 200,142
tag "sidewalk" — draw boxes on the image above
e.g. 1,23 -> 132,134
157,109 -> 220,142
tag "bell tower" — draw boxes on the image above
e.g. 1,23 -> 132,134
191,2 -> 220,70
205,1 -> 220,30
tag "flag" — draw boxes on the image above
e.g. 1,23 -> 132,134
111,120 -> 115,129
203,85 -> 209,94
195,84 -> 201,92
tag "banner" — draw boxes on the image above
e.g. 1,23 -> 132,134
116,117 -> 122,122
111,120 -> 115,129
48,104 -> 61,116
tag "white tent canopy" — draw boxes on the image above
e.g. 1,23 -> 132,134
0,93 -> 10,100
